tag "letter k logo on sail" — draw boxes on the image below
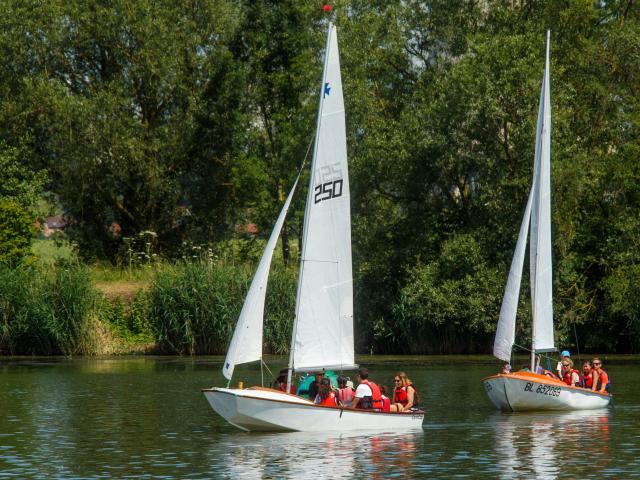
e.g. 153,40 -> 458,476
324,82 -> 331,98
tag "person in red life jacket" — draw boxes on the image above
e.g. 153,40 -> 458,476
591,358 -> 610,393
379,385 -> 392,412
393,371 -> 420,412
314,377 -> 337,406
582,361 -> 594,389
561,358 -> 581,386
336,375 -> 354,407
352,368 -> 383,410
273,368 -> 296,394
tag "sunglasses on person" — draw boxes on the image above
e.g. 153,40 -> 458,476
593,362 -> 601,366
394,378 -> 401,383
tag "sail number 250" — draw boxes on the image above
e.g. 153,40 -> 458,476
314,162 -> 344,204
314,179 -> 343,204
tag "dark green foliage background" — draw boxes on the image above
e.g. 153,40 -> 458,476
1,1 -> 639,354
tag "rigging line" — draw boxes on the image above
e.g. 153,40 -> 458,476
573,321 -> 582,365
261,359 -> 275,382
513,343 -> 556,364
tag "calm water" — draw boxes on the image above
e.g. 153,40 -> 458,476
1,356 -> 639,478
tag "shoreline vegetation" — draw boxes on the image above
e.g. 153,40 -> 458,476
0,242 -> 299,356
0,237 -> 635,358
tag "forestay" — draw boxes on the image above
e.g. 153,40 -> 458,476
292,23 -> 355,371
222,176 -> 300,380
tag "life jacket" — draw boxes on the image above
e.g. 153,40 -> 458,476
320,391 -> 337,407
279,383 -> 296,394
338,387 -> 353,405
358,380 -> 383,410
381,395 -> 391,412
595,369 -> 610,391
393,384 -> 420,408
582,371 -> 593,388
563,368 -> 582,387
393,386 -> 408,405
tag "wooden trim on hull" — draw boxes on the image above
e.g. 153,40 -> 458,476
482,372 -> 611,412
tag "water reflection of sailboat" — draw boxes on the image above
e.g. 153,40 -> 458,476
214,430 -> 422,479
491,409 -> 611,478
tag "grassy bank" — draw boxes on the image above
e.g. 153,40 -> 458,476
1,250 -> 297,356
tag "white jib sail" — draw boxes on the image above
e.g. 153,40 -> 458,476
493,187 -> 534,362
292,23 -> 355,371
529,31 -> 555,353
222,176 -> 300,380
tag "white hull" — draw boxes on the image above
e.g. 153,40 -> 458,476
202,387 -> 425,432
482,372 -> 611,412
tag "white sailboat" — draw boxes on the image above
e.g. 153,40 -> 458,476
202,22 -> 424,432
482,32 -> 611,412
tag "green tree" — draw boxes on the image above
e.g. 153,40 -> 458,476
0,200 -> 34,266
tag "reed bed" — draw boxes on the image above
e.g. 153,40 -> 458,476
0,263 -> 96,355
148,260 -> 297,355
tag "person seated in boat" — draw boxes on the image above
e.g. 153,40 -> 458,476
556,350 -> 571,379
534,355 -> 544,374
336,375 -> 354,407
561,358 -> 581,386
393,372 -> 420,412
379,385 -> 392,412
500,363 -> 511,374
273,368 -> 296,394
307,371 -> 324,401
314,377 -> 337,406
582,361 -> 594,389
591,358 -> 610,394
352,368 -> 383,410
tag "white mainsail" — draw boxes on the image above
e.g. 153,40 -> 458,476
493,31 -> 554,362
222,176 -> 299,380
291,22 -> 355,371
530,31 -> 554,353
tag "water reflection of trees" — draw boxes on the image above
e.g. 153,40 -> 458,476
215,430 -> 423,479
492,409 -> 611,479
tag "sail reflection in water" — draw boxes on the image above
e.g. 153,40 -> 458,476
492,409 -> 611,479
214,430 -> 422,479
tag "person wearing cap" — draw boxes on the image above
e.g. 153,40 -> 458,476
556,350 -> 571,379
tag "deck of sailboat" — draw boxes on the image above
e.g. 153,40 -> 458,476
202,386 -> 425,432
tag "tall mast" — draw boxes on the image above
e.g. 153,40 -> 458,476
286,21 -> 334,393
